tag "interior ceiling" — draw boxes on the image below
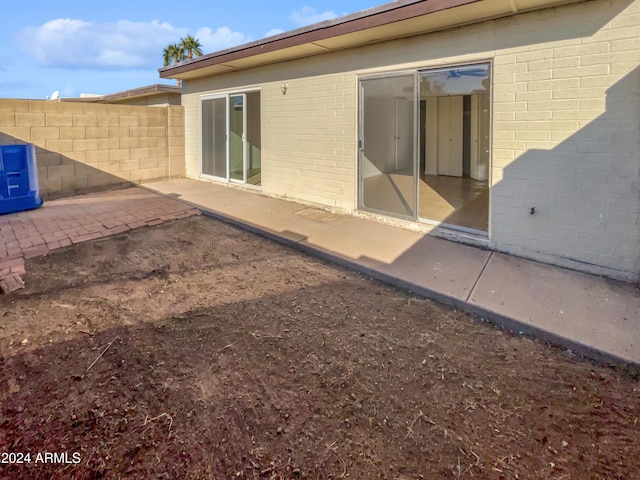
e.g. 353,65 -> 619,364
168,0 -> 580,81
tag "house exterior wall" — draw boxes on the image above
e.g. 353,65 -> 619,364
489,0 -> 640,282
181,0 -> 640,281
183,70 -> 357,209
0,100 -> 185,199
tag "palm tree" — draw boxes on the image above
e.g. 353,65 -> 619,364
162,43 -> 185,67
162,43 -> 186,85
180,35 -> 203,60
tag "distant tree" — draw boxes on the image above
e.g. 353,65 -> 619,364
180,35 -> 203,60
162,43 -> 185,67
162,43 -> 186,86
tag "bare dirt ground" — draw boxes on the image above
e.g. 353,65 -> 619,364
0,215 -> 638,479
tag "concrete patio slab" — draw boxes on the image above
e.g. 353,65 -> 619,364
298,217 -> 422,266
469,253 -> 640,364
145,178 -> 424,265
372,236 -> 492,302
297,221 -> 491,301
143,178 -> 640,366
146,180 -> 314,242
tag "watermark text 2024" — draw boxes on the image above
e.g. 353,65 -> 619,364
1,452 -> 81,464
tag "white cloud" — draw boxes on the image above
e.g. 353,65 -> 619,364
14,18 -> 249,70
264,28 -> 285,38
289,6 -> 339,27
194,27 -> 251,53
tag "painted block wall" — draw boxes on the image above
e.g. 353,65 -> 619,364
182,0 -> 639,281
184,71 -> 357,210
0,100 -> 185,199
489,0 -> 640,281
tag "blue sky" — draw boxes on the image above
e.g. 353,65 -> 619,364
0,1 -> 380,100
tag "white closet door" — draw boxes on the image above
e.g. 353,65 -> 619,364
437,96 -> 450,175
449,95 -> 463,177
437,96 -> 463,177
425,99 -> 438,175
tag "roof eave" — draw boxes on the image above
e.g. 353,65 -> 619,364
159,0 -> 582,81
159,0 -> 483,79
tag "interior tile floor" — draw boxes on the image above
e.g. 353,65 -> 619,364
362,172 -> 488,231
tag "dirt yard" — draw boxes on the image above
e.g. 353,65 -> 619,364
0,215 -> 638,479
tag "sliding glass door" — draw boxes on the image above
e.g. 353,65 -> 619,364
201,91 -> 261,186
358,74 -> 417,219
358,64 -> 490,233
419,64 -> 490,232
245,92 -> 261,186
201,97 -> 227,178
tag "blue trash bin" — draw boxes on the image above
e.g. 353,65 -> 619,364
0,144 -> 44,214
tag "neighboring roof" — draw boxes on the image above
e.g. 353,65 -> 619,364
59,84 -> 181,104
159,0 -> 581,81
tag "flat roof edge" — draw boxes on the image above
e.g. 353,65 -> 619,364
159,0 -> 483,78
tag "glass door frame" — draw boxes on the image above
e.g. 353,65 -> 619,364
416,61 -> 492,236
228,93 -> 247,184
200,93 -> 228,181
200,89 -> 261,187
357,61 -> 492,235
357,70 -> 420,222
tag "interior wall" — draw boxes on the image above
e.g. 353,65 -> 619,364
361,97 -> 395,179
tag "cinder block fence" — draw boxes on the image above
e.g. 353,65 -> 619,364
0,99 -> 185,199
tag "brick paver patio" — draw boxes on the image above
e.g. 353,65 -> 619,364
0,187 -> 200,293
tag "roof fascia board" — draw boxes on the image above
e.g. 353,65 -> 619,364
159,0 -> 482,78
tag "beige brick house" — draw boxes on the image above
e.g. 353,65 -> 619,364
160,0 -> 640,282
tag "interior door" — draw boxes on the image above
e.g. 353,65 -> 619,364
437,95 -> 463,177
